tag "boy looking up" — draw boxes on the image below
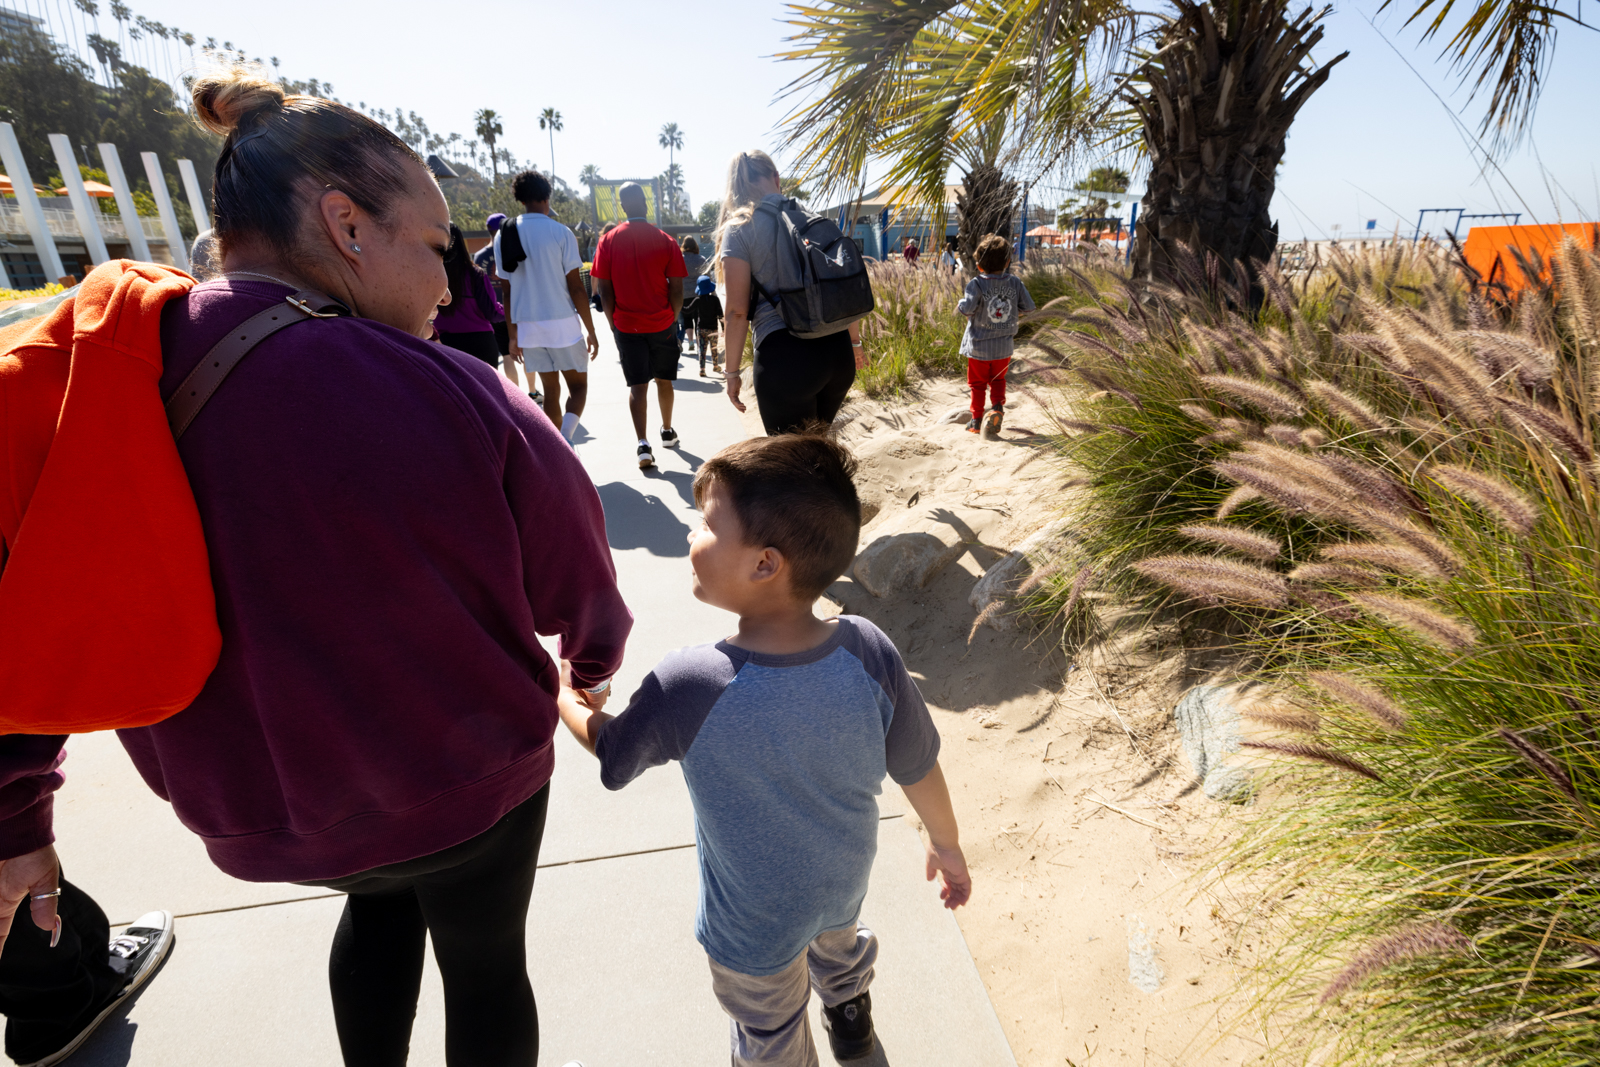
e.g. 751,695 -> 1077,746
957,233 -> 1035,436
559,434 -> 971,1067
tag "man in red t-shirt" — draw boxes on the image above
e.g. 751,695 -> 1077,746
591,183 -> 688,469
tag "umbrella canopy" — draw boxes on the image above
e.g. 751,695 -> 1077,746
0,175 -> 54,196
75,181 -> 117,198
1026,225 -> 1061,236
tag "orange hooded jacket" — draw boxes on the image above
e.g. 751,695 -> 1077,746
0,261 -> 220,733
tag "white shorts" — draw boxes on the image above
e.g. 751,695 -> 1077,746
521,340 -> 589,374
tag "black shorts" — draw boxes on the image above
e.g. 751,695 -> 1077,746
615,325 -> 680,386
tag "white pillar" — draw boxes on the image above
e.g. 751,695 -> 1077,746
0,122 -> 67,284
176,159 -> 209,231
97,143 -> 150,261
49,133 -> 109,266
141,152 -> 189,273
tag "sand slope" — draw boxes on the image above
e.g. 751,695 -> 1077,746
826,375 -> 1268,1067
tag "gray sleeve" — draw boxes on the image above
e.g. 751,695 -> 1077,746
837,618 -> 941,785
594,645 -> 740,790
955,279 -> 979,317
1016,276 -> 1036,311
721,221 -> 752,262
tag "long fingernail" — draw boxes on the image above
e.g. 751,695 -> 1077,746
50,916 -> 61,949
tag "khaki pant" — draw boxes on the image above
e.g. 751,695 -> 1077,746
707,923 -> 878,1067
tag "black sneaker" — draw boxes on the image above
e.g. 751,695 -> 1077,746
637,443 -> 656,469
18,911 -> 175,1067
660,427 -> 680,449
529,390 -> 544,405
821,991 -> 874,1061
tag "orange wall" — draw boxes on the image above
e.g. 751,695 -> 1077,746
1461,223 -> 1599,292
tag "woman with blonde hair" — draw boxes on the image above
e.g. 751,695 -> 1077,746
0,64 -> 631,1066
716,150 -> 867,434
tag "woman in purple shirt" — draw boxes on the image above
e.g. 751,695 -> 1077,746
435,223 -> 505,367
0,67 -> 631,1066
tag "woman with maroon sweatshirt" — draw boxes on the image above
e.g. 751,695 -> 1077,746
0,67 -> 631,1066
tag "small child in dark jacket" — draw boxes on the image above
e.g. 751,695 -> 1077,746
682,276 -> 726,377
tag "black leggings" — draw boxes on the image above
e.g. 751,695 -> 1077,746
751,328 -> 856,435
304,786 -> 550,1067
440,330 -> 502,368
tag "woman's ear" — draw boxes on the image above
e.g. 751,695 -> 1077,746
317,190 -> 364,267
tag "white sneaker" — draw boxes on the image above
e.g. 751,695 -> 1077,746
18,911 -> 175,1067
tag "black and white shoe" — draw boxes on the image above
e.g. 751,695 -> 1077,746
18,911 -> 175,1067
637,444 -> 656,469
660,427 -> 680,449
821,991 -> 875,1061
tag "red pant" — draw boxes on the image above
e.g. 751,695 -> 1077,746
968,357 -> 1010,422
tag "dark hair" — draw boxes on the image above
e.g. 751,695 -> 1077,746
512,170 -> 551,205
692,434 -> 861,599
976,233 -> 1011,272
192,66 -> 427,260
442,223 -> 492,318
681,236 -> 699,255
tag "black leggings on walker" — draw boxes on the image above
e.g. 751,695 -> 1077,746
751,327 -> 856,435
302,786 -> 550,1067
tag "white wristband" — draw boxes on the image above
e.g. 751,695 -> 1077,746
584,679 -> 612,695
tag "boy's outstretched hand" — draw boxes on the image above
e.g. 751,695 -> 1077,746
925,841 -> 972,910
900,762 -> 972,910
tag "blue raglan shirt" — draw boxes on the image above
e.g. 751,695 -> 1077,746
594,616 -> 940,976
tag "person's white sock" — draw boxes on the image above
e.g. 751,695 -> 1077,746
562,412 -> 579,440
638,438 -> 650,448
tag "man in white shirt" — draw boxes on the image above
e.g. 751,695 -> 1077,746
494,171 -> 600,442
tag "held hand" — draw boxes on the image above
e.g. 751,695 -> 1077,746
0,845 -> 61,955
575,684 -> 611,713
586,330 -> 599,360
510,344 -> 524,365
853,343 -> 868,370
726,373 -> 747,413
925,842 -> 972,910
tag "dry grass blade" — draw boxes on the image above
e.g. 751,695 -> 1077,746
1349,593 -> 1478,650
1132,554 -> 1290,608
1305,379 -> 1390,433
1199,374 -> 1305,419
1015,560 -> 1063,597
967,600 -> 1004,644
1215,486 -> 1260,520
1429,464 -> 1539,535
1321,541 -> 1446,581
1497,728 -> 1581,803
1308,671 -> 1408,731
1177,523 -> 1282,560
1496,397 -> 1595,466
1288,561 -> 1386,587
1321,924 -> 1471,1003
1058,563 -> 1095,622
1241,739 -> 1383,781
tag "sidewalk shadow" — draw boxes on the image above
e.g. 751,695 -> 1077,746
647,468 -> 698,508
671,378 -> 723,393
596,482 -> 691,557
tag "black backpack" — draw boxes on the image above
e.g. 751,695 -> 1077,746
750,198 -> 875,339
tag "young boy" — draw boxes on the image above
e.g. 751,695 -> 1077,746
558,434 -> 971,1066
957,233 -> 1036,436
682,275 -> 726,377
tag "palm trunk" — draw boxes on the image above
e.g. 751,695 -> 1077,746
1128,0 -> 1345,302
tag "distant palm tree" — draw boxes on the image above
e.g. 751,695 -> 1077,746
475,109 -> 504,182
579,163 -> 603,189
539,108 -> 563,179
658,123 -> 684,185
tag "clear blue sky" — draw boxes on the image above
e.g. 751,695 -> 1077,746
22,0 -> 1599,239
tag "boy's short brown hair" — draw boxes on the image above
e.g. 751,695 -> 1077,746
692,434 -> 861,599
976,234 -> 1011,272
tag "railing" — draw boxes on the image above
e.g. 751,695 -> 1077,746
0,202 -> 168,242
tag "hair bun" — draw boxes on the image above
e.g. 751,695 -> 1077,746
192,66 -> 286,137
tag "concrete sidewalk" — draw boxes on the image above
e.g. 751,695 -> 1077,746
43,325 -> 1015,1066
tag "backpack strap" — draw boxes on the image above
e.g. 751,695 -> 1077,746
165,289 -> 350,440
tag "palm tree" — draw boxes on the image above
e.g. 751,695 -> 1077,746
475,108 -> 504,182
1383,0 -> 1592,146
1126,0 -> 1344,291
579,163 -> 603,190
539,108 -> 563,178
74,0 -> 108,84
658,122 -> 683,184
